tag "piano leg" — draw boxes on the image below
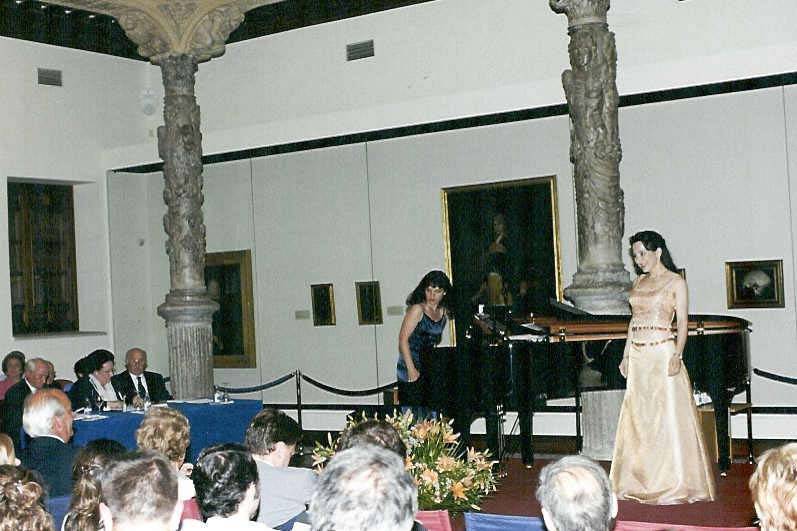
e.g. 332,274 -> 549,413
519,409 -> 533,466
714,398 -> 731,474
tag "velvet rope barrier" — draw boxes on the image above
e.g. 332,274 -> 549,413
300,372 -> 398,397
213,371 -> 297,394
753,368 -> 797,386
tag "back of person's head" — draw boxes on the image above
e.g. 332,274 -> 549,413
135,407 -> 190,465
65,439 -> 128,531
23,388 -> 70,438
192,443 -> 260,521
0,434 -> 17,466
0,464 -> 54,531
749,443 -> 797,531
74,357 -> 92,380
245,408 -> 301,455
535,455 -> 616,531
310,444 -> 417,531
99,451 -> 179,529
338,419 -> 407,458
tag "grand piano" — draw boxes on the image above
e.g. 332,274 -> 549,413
424,304 -> 752,473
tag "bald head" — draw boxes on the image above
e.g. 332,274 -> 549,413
125,348 -> 148,376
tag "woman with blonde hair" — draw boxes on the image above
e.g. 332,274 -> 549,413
0,464 -> 54,531
135,407 -> 199,520
0,434 -> 19,466
749,443 -> 797,530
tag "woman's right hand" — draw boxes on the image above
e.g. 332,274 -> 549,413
619,357 -> 628,378
408,366 -> 421,382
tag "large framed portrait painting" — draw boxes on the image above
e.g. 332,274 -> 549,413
442,176 -> 563,345
205,250 -> 257,368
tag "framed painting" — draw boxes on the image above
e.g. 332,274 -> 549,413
442,175 -> 563,345
311,283 -> 336,326
205,249 -> 257,368
356,281 -> 383,325
725,259 -> 784,309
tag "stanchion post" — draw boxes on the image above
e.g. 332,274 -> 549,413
295,370 -> 304,455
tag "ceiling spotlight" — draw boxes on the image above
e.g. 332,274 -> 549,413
15,0 -> 23,4
88,13 -> 95,18
64,9 -> 71,13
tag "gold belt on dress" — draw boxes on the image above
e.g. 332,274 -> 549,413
630,325 -> 672,332
630,336 -> 675,347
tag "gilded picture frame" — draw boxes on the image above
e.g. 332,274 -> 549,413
356,281 -> 383,325
725,259 -> 784,309
311,283 -> 336,326
205,250 -> 257,368
441,175 -> 563,345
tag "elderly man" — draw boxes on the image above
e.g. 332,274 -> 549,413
1,357 -> 51,451
99,451 -> 182,531
19,388 -> 77,496
535,455 -> 618,531
111,348 -> 172,405
310,444 -> 418,531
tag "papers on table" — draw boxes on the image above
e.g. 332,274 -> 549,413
74,413 -> 107,422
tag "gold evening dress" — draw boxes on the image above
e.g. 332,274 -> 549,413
609,271 -> 716,504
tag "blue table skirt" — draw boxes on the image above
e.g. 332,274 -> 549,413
72,399 -> 262,461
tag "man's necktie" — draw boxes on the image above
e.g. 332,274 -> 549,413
137,375 -> 148,400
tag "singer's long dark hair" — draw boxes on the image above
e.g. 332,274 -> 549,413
629,230 -> 678,275
405,270 -> 453,310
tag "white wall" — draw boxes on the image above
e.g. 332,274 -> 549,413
0,37 -> 152,379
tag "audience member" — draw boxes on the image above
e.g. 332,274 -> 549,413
749,442 -> 797,531
98,451 -> 181,531
184,443 -> 275,530
68,350 -> 124,412
0,350 -> 25,399
19,388 -> 78,497
535,455 -> 617,531
2,358 -> 52,451
135,407 -> 198,520
338,418 -> 407,458
0,433 -> 18,466
45,360 -> 56,387
0,464 -> 54,531
73,357 -> 92,381
245,409 -> 315,530
111,348 -> 172,405
63,439 -> 127,531
310,444 -> 417,531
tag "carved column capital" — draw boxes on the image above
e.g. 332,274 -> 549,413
549,0 -> 610,29
42,0 -> 281,63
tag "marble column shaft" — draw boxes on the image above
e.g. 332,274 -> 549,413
156,54 -> 218,399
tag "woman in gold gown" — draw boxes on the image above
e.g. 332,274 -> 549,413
610,230 -> 716,504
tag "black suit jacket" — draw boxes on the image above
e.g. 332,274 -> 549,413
20,436 -> 78,497
1,380 -> 33,451
111,370 -> 172,404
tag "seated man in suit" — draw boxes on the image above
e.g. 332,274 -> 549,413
1,357 -> 51,451
19,388 -> 78,497
112,348 -> 172,405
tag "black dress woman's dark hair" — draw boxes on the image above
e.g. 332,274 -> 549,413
405,270 -> 453,310
629,230 -> 678,275
86,349 -> 115,373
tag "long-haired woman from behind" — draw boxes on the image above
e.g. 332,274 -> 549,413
0,464 -> 54,531
397,270 -> 453,420
63,439 -> 126,531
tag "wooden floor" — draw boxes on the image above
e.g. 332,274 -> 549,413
447,457 -> 757,531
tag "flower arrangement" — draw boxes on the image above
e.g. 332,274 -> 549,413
312,411 -> 497,512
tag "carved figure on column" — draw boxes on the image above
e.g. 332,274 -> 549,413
551,0 -> 631,314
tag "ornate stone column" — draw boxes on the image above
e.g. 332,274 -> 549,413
155,54 -> 218,399
550,0 -> 631,314
44,0 -> 280,397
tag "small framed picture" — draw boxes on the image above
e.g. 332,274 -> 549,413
355,281 -> 383,325
311,284 -> 336,326
725,259 -> 784,309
